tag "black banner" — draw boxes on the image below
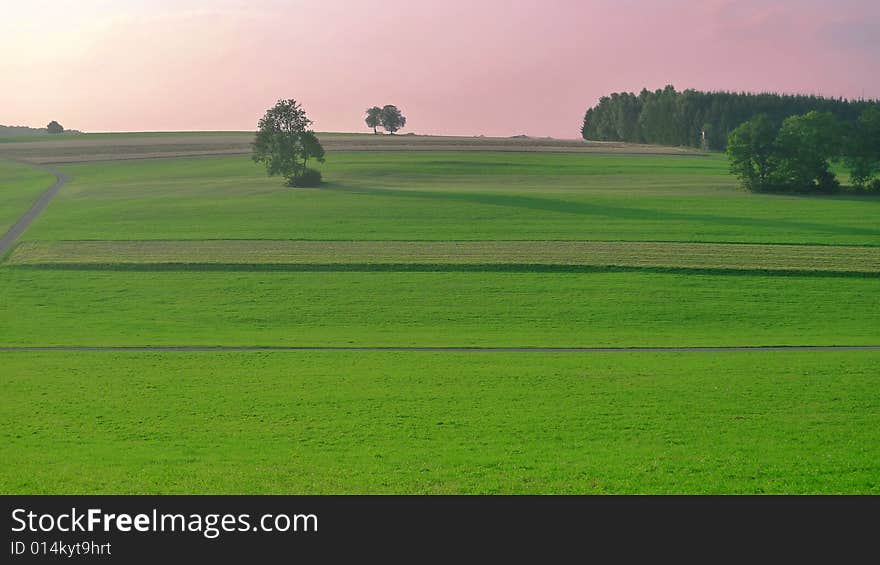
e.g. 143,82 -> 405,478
3,496 -> 876,562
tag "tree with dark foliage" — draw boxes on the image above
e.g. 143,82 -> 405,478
773,111 -> 842,193
727,111 -> 846,194
726,114 -> 778,192
46,121 -> 64,134
252,99 -> 325,187
582,86 -> 877,150
380,105 -> 406,134
844,106 -> 880,190
365,106 -> 382,134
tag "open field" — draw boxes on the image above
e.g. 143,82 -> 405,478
16,153 -> 880,245
0,131 -> 700,164
1,135 -> 878,494
0,160 -> 55,236
1,269 -> 877,347
2,351 -> 878,494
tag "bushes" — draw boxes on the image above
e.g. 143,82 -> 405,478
860,179 -> 880,194
288,168 -> 322,188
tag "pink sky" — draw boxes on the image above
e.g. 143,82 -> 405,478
2,0 -> 878,138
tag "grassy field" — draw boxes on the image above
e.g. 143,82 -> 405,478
2,351 -> 878,494
0,160 -> 54,236
0,132 -> 692,164
18,153 -> 880,244
1,138 -> 878,494
1,269 -> 877,347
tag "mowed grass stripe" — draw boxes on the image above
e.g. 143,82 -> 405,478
8,240 -> 880,274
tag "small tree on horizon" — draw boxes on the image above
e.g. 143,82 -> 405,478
46,120 -> 64,134
380,105 -> 406,134
365,106 -> 382,134
252,99 -> 325,187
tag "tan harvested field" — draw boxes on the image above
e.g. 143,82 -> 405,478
7,240 -> 878,273
0,132 -> 703,163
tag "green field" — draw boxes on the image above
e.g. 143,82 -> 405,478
1,141 -> 878,494
1,269 -> 878,347
21,153 -> 880,244
2,351 -> 878,494
0,160 -> 54,236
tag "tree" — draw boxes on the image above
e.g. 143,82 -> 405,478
365,106 -> 382,134
581,86 -> 875,150
726,114 -> 779,192
773,111 -> 842,192
380,105 -> 406,134
844,106 -> 880,188
46,121 -> 64,134
252,99 -> 325,187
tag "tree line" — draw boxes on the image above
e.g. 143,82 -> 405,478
581,85 -> 877,151
0,121 -> 76,136
728,107 -> 880,193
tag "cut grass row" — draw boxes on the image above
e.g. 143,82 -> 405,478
2,350 -> 877,494
1,268 -> 877,347
8,240 -> 880,274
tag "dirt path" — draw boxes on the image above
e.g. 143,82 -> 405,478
1,345 -> 878,353
0,165 -> 68,257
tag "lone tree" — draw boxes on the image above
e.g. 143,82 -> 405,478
46,121 -> 64,134
365,106 -> 382,134
252,99 -> 325,187
380,105 -> 406,134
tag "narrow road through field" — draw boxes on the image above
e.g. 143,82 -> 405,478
1,345 -> 878,353
0,165 -> 68,257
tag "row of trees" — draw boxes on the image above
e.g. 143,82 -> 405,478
581,86 -> 877,150
727,107 -> 880,193
365,105 -> 406,134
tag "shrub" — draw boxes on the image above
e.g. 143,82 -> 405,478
290,168 -> 322,188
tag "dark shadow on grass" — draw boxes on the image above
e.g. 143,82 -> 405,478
319,181 -> 880,238
9,263 -> 877,279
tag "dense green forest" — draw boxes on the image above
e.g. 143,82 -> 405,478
581,86 -> 878,150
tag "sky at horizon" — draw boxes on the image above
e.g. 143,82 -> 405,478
2,0 -> 879,138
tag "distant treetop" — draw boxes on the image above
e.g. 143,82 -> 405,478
365,105 -> 407,134
380,105 -> 406,134
365,106 -> 382,134
47,120 -> 64,134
